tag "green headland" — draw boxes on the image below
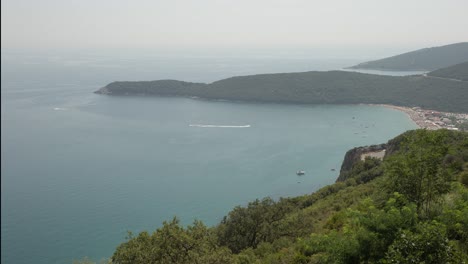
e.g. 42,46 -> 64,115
348,42 -> 468,71
96,70 -> 468,113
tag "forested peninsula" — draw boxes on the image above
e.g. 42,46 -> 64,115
95,70 -> 468,113
348,42 -> 468,71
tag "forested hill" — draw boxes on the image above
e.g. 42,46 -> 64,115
76,129 -> 468,264
348,42 -> 468,71
427,61 -> 468,81
96,70 -> 468,113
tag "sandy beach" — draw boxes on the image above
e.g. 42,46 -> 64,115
369,104 -> 441,130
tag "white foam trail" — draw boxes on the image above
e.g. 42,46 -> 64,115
189,124 -> 251,128
53,107 -> 67,111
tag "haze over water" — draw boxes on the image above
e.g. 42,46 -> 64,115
1,52 -> 418,263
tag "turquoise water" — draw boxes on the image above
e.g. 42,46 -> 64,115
1,52 -> 418,263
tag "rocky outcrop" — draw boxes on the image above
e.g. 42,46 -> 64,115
335,130 -> 411,182
336,144 -> 387,182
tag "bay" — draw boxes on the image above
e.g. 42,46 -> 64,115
1,52 -> 418,263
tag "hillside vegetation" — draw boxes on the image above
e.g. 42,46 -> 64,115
428,61 -> 468,81
348,42 -> 468,71
96,71 -> 468,113
77,129 -> 468,264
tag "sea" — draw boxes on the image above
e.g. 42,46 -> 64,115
1,50 -> 420,264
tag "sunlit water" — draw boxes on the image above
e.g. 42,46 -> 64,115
1,52 -> 418,263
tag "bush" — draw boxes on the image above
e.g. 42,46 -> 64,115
460,171 -> 468,187
385,221 -> 460,264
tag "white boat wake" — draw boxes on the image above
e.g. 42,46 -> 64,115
189,124 -> 251,128
53,107 -> 68,111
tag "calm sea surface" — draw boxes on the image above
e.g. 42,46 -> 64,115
1,51 -> 418,263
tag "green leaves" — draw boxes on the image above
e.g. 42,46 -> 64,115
384,130 -> 459,216
112,217 -> 233,264
385,221 -> 459,264
217,197 -> 295,253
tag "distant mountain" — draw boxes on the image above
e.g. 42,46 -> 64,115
96,70 -> 468,113
348,42 -> 468,71
427,61 -> 468,81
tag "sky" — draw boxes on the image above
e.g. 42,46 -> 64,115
1,0 -> 468,55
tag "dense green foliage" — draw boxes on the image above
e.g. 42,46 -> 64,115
384,130 -> 457,215
79,130 -> 468,263
337,156 -> 383,184
111,218 -> 233,264
428,61 -> 468,81
96,70 -> 468,113
349,42 -> 468,71
217,197 -> 298,253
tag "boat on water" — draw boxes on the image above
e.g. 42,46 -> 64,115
296,170 -> 305,176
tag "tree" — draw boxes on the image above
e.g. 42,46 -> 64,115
217,197 -> 294,253
112,217 -> 233,264
384,221 -> 459,264
384,130 -> 453,216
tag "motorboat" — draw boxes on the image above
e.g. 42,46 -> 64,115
296,170 -> 305,176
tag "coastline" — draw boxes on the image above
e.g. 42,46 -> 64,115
371,104 -> 440,130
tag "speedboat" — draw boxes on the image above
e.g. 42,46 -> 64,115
296,170 -> 305,176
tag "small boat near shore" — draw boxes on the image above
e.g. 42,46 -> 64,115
296,170 -> 305,176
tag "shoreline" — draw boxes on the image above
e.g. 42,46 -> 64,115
97,91 -> 466,131
371,104 -> 440,130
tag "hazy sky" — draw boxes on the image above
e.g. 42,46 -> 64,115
2,0 -> 467,52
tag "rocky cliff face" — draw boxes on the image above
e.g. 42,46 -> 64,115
336,144 -> 387,182
336,132 -> 407,182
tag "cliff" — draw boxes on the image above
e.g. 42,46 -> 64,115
336,143 -> 387,182
336,130 -> 409,182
